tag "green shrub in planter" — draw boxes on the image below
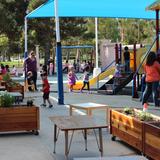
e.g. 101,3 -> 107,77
137,111 -> 153,121
0,91 -> 14,107
2,73 -> 11,82
123,107 -> 134,116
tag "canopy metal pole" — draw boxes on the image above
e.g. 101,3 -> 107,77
95,17 -> 98,68
93,18 -> 101,78
35,45 -> 40,72
54,0 -> 64,104
156,9 -> 159,52
24,17 -> 28,58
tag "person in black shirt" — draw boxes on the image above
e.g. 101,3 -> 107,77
124,46 -> 130,73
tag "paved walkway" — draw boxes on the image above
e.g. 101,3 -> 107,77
0,78 -> 160,160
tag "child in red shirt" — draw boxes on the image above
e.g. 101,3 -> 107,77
41,72 -> 53,108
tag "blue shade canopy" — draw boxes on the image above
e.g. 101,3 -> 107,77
26,0 -> 156,19
146,0 -> 160,10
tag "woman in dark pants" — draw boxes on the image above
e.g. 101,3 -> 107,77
24,50 -> 38,91
142,51 -> 160,107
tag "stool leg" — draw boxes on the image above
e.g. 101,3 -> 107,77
84,129 -> 87,151
65,130 -> 69,160
53,125 -> 57,153
99,128 -> 103,157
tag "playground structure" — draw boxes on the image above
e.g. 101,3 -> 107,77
72,43 -> 148,95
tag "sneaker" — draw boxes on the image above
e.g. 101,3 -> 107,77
49,105 -> 53,108
143,103 -> 148,112
40,104 -> 46,107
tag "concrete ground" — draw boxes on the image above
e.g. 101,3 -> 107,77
0,76 -> 160,160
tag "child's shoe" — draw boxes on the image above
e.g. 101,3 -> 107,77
143,103 -> 148,112
49,105 -> 53,108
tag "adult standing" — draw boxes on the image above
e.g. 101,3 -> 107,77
47,57 -> 54,76
124,46 -> 130,73
24,50 -> 38,91
142,51 -> 160,107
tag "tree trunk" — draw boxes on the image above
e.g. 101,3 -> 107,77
44,42 -> 50,66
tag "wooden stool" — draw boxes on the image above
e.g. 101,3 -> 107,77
24,80 -> 35,92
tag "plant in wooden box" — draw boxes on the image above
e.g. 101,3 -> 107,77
0,91 -> 14,107
110,107 -> 153,152
2,73 -> 11,82
0,91 -> 39,135
6,79 -> 24,99
0,73 -> 11,86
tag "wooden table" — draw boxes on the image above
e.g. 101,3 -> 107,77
49,115 -> 108,159
69,102 -> 109,124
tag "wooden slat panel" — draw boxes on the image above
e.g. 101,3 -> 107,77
111,110 -> 142,129
112,119 -> 142,132
0,117 -> 37,123
144,143 -> 160,160
112,127 -> 142,151
112,120 -> 142,139
145,123 -> 160,137
0,122 -> 37,132
0,107 -> 37,114
0,106 -> 39,133
145,133 -> 160,149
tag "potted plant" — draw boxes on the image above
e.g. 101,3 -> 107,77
0,91 -> 14,107
110,107 -> 157,152
6,79 -> 24,98
0,91 -> 39,135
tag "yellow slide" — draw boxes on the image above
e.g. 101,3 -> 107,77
72,66 -> 115,90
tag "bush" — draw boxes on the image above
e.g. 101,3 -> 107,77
0,91 -> 14,107
123,107 -> 134,115
137,111 -> 153,121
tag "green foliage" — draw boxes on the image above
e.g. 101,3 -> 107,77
6,80 -> 20,87
2,73 -> 11,82
0,34 -> 8,46
137,111 -> 153,121
0,91 -> 14,107
123,107 -> 134,115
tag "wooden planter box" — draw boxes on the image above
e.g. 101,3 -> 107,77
6,84 -> 24,98
144,122 -> 160,160
110,109 -> 143,151
0,105 -> 39,135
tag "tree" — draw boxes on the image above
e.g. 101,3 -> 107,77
28,0 -> 88,63
0,0 -> 29,59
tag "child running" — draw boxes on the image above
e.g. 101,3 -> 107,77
68,67 -> 78,92
40,72 -> 53,108
80,66 -> 90,93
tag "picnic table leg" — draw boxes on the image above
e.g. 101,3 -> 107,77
65,130 -> 69,160
53,124 -> 57,153
99,128 -> 103,157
